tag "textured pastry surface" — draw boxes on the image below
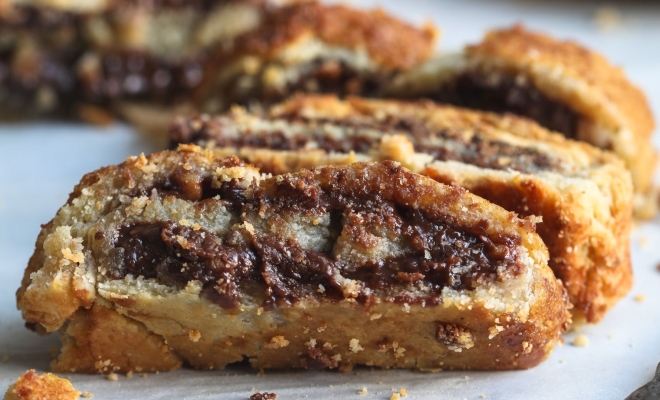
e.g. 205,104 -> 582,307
17,146 -> 568,372
172,95 -> 633,323
386,25 -> 656,217
196,2 -> 438,113
3,369 -> 80,400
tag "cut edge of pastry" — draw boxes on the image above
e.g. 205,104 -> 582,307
385,25 -> 656,217
172,94 -> 633,322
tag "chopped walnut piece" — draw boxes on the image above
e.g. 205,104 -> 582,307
436,323 -> 474,352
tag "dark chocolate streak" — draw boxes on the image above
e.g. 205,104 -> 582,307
170,114 -> 561,174
0,51 -> 79,117
112,167 -> 522,310
429,71 -> 580,139
215,58 -> 390,113
80,51 -> 206,104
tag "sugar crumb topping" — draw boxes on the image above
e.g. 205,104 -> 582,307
265,336 -> 290,349
349,339 -> 364,353
188,329 -> 202,342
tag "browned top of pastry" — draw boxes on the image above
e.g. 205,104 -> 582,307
467,25 -> 654,139
3,370 -> 81,400
232,2 -> 438,70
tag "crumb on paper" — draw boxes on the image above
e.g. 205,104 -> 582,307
357,387 -> 368,395
390,394 -> 401,400
107,373 -> 119,381
250,392 -> 278,400
635,294 -> 645,303
400,388 -> 408,397
4,370 -> 81,400
573,334 -> 589,347
481,395 -> 487,399
82,392 -> 94,398
638,235 -> 649,249
126,371 -> 133,378
594,5 -> 622,31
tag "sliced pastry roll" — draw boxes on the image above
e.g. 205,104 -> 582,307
195,2 -> 437,114
386,25 -> 656,217
18,146 -> 568,372
172,95 -> 633,323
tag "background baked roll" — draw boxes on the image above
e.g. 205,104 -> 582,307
194,2 -> 438,114
17,146 -> 569,372
0,0 -> 87,119
76,0 -> 277,129
171,94 -> 633,323
0,0 -> 288,124
385,25 -> 656,218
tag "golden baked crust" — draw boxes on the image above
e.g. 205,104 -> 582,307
172,94 -> 633,323
196,2 -> 438,113
230,2 -> 438,70
3,370 -> 80,400
18,146 -> 568,372
387,25 -> 656,217
468,26 -> 654,143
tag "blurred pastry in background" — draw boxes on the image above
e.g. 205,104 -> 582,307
0,0 -> 302,124
194,2 -> 437,114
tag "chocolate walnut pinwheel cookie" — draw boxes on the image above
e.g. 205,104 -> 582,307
171,95 -> 633,323
17,146 -> 569,373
